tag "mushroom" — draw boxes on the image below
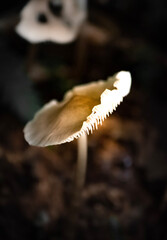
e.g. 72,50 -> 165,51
24,71 -> 131,190
16,0 -> 87,43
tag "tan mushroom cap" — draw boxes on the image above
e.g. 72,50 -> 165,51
16,0 -> 86,43
24,71 -> 131,146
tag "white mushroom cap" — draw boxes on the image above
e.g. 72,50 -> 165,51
24,71 -> 132,146
16,0 -> 86,43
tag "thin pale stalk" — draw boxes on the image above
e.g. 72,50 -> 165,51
65,133 -> 88,239
75,132 -> 88,191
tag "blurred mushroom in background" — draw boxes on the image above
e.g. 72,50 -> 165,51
16,0 -> 87,43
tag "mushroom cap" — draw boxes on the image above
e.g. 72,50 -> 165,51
16,0 -> 86,43
24,71 -> 132,146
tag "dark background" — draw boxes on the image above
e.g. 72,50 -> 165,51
0,1 -> 167,240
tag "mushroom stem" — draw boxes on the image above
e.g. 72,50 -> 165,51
63,134 -> 88,240
75,132 -> 88,191
66,133 -> 87,239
